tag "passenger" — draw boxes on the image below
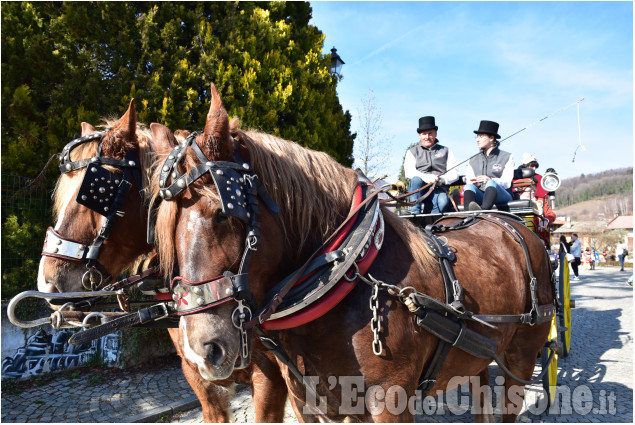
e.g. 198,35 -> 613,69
517,153 -> 548,200
463,120 -> 514,210
403,116 -> 459,214
516,153 -> 557,227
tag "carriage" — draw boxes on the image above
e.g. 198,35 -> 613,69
8,86 -> 575,421
395,167 -> 574,407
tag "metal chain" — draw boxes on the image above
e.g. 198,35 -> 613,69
369,281 -> 383,356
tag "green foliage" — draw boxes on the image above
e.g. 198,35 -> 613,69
1,2 -> 354,296
1,1 -> 354,178
556,168 -> 633,209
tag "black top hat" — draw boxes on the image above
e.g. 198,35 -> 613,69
474,120 -> 501,139
417,116 -> 438,133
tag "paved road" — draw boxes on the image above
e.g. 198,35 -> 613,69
1,267 -> 631,422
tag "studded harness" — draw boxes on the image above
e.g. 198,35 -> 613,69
41,130 -> 144,289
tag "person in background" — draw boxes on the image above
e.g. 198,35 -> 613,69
464,120 -> 514,210
616,242 -> 627,271
404,116 -> 458,214
570,233 -> 582,280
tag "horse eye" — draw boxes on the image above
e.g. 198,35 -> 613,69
215,209 -> 228,224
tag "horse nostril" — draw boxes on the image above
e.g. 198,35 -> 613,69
204,341 -> 226,367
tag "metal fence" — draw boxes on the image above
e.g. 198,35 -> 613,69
1,174 -> 54,300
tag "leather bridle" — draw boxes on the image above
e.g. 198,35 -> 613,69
41,129 -> 144,290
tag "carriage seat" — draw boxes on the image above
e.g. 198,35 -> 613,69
454,199 -> 540,215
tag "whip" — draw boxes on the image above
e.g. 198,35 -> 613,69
439,97 -> 585,178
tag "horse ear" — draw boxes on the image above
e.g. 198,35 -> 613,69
201,83 -> 233,160
81,122 -> 96,136
103,99 -> 137,157
150,123 -> 177,156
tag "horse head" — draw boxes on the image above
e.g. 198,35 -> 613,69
153,83 -> 286,380
37,100 -> 157,304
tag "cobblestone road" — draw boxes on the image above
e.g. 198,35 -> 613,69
170,267 -> 633,423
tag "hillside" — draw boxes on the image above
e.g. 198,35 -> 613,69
553,167 -> 633,221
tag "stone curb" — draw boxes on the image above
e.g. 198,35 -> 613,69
128,396 -> 201,423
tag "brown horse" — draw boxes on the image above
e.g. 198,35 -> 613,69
36,101 -> 287,422
152,83 -> 554,422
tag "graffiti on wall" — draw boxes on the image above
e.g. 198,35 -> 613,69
1,328 -> 121,379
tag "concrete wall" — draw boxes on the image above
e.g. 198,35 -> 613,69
1,303 -> 176,380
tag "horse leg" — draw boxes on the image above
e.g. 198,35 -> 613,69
498,330 -> 548,423
250,350 -> 289,422
167,328 -> 232,422
470,368 -> 495,422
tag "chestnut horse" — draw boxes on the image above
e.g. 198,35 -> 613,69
36,101 -> 287,422
152,84 -> 554,422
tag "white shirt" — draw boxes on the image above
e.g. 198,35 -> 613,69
403,147 -> 459,185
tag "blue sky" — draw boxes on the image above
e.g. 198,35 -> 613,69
309,1 -> 633,183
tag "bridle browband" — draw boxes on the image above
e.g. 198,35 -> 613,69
41,129 -> 144,289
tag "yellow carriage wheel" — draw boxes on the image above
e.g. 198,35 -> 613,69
541,315 -> 559,407
558,260 -> 572,357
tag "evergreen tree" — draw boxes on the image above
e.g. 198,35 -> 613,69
1,1 -> 355,177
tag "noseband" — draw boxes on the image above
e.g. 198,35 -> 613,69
41,130 -> 144,289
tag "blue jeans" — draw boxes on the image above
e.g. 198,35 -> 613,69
409,176 -> 450,214
463,180 -> 512,205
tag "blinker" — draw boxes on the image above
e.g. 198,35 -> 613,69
76,164 -> 122,216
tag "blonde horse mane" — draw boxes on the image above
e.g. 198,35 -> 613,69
152,118 -> 436,277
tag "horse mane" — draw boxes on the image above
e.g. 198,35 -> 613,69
152,118 -> 437,277
52,119 -> 154,222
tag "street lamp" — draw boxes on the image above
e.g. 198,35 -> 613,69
329,47 -> 345,76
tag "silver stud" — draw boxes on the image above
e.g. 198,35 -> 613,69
159,180 -> 164,187
172,172 -> 177,179
92,157 -> 99,162
93,196 -> 97,200
239,178 -> 244,183
196,297 -> 205,305
177,179 -> 185,188
53,247 -> 59,253
230,177 -> 235,182
168,155 -> 174,160
216,170 -> 223,175
159,191 -> 165,198
226,187 -> 231,192
225,287 -> 233,296
227,203 -> 234,210
104,207 -> 109,212
193,287 -> 202,295
65,164 -> 72,171
247,212 -> 251,219
110,186 -> 114,190
78,244 -> 85,251
89,189 -> 94,194
107,180 -> 111,184
115,179 -> 120,185
176,153 -> 182,159
162,165 -> 169,172
56,239 -> 62,245
99,187 -> 106,193
99,199 -> 103,203
230,196 -> 235,200
164,190 -> 172,199
101,177 -> 106,181
242,163 -> 249,169
206,162 -> 214,167
236,189 -> 242,197
128,161 -> 135,166
90,183 -> 95,187
81,195 -> 87,201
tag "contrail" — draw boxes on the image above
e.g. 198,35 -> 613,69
352,24 -> 426,65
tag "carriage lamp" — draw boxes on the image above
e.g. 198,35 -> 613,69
329,47 -> 345,76
541,169 -> 561,193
